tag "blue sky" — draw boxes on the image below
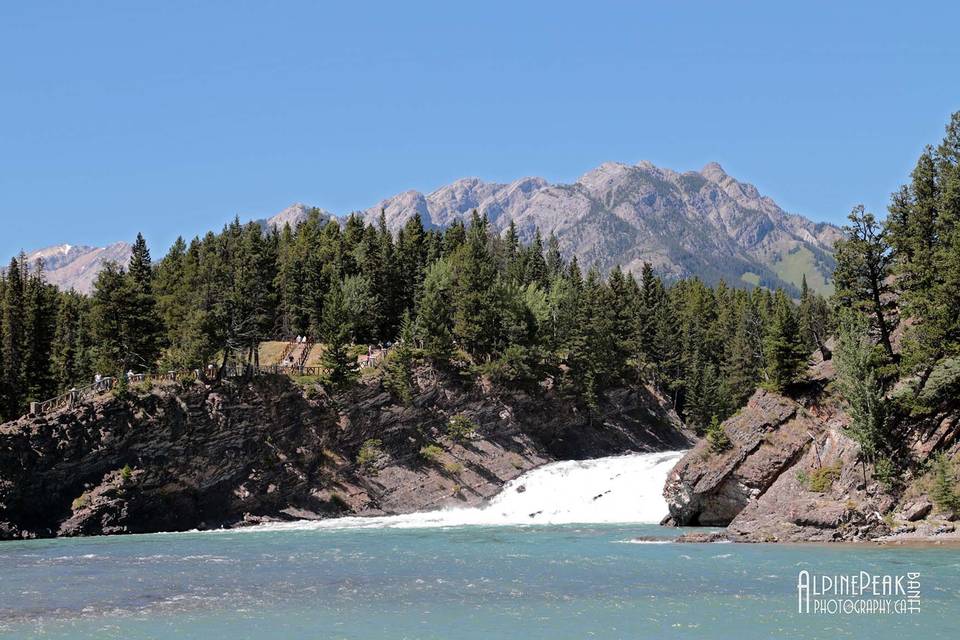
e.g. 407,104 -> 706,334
2,1 -> 958,259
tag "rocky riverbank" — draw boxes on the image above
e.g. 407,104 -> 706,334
662,355 -> 960,543
0,366 -> 692,539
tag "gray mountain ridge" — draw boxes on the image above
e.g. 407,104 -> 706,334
354,160 -> 841,294
12,160 -> 841,294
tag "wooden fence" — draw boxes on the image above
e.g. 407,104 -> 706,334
24,344 -> 394,419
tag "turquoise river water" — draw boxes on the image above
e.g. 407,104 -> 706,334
1,454 -> 957,639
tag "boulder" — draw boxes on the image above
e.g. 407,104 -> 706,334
896,499 -> 933,522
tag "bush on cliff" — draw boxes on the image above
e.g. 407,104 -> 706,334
930,454 -> 960,515
419,444 -> 443,462
383,312 -> 416,404
805,464 -> 841,493
356,439 -> 384,472
834,308 -> 890,462
446,414 -> 477,441
705,415 -> 730,453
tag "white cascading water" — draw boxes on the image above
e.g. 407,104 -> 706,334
240,450 -> 686,532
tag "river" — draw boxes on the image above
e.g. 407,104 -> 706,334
1,451 -> 957,639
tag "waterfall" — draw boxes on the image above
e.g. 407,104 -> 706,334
240,451 -> 686,532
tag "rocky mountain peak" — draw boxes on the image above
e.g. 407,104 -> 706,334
264,202 -> 333,231
700,161 -> 729,182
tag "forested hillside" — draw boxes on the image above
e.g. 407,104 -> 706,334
828,111 -> 960,477
665,112 -> 960,537
0,209 -> 828,431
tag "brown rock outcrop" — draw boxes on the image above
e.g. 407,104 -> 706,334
663,353 -> 960,542
0,367 -> 692,539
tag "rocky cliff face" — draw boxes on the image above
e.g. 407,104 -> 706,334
0,367 -> 691,539
663,358 -> 960,542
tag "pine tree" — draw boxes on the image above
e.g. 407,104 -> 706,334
833,206 -> 896,361
21,263 -> 58,402
384,310 -> 415,404
762,291 -> 806,392
228,224 -> 277,365
522,230 -> 548,288
650,293 -> 681,403
930,453 -> 960,515
341,274 -> 377,344
886,112 -> 960,395
51,291 -> 92,390
125,233 -> 163,370
545,233 -> 563,279
452,212 -> 501,359
632,263 -> 662,368
798,274 -> 832,360
1,257 -> 26,416
834,308 -> 888,461
415,259 -> 455,359
722,297 -> 763,410
396,214 -> 427,316
319,280 -> 358,390
90,261 -> 133,375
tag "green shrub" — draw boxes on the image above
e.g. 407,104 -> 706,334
132,380 -> 152,395
475,345 -> 537,387
291,374 -> 322,387
705,415 -> 731,453
443,461 -> 464,475
446,414 -> 477,441
383,350 -> 414,405
356,439 -> 384,472
112,375 -> 130,400
71,493 -> 90,511
873,457 -> 897,489
120,464 -> 133,481
930,453 -> 960,515
419,444 -> 444,462
806,464 -> 841,493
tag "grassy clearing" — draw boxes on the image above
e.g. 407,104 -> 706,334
258,341 -> 290,366
770,245 -> 833,295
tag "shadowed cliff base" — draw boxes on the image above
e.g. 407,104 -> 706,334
0,365 -> 692,540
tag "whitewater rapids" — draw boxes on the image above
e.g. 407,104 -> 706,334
237,450 -> 686,532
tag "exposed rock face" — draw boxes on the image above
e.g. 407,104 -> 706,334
0,368 -> 691,539
663,387 -> 899,542
663,390 -> 802,526
663,359 -> 960,543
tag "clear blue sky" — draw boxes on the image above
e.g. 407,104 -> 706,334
2,1 -> 958,259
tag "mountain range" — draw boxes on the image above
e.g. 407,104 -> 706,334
11,161 -> 841,295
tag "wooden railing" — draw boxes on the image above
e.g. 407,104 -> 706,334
23,343 -> 392,419
359,347 -> 388,369
297,341 -> 314,368
29,377 -> 118,416
27,369 -> 209,418
277,341 -> 296,365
